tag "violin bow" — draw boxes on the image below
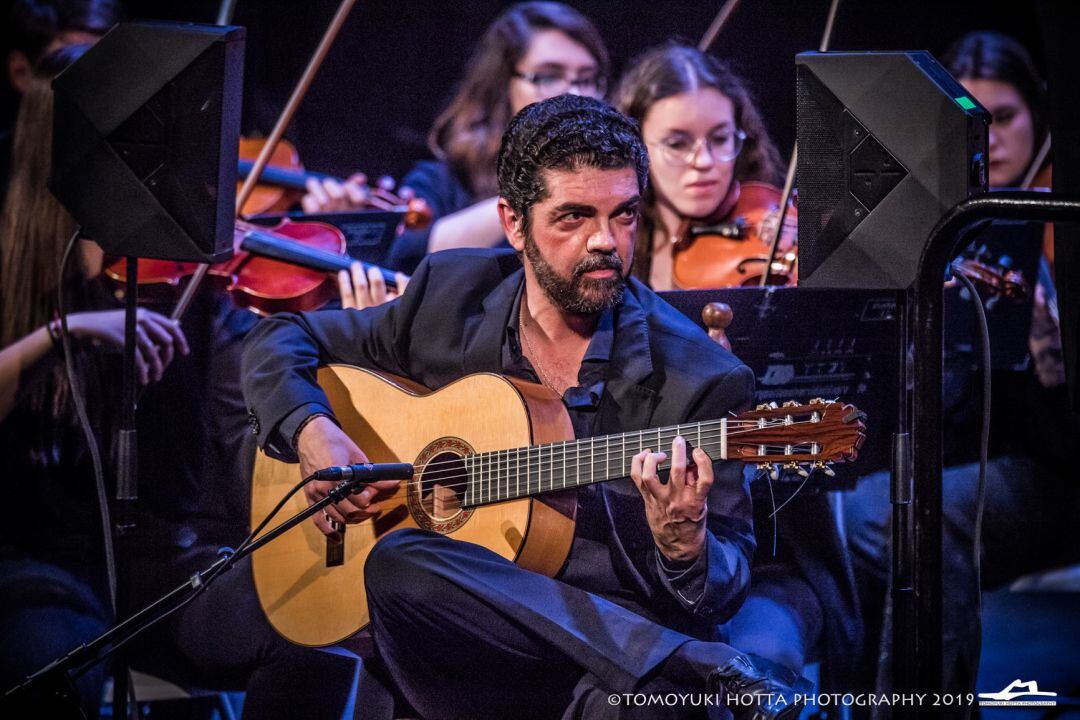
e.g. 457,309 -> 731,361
215,0 -> 238,25
697,0 -> 742,53
170,0 -> 360,321
760,0 -> 842,286
1020,132 -> 1052,189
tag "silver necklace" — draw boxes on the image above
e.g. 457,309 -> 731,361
519,302 -> 563,396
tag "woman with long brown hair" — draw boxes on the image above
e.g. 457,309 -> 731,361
302,1 -> 610,274
0,46 -> 364,719
0,43 -> 190,716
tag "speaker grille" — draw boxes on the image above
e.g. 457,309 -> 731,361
797,67 -> 851,280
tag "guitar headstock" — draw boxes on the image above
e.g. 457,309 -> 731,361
727,398 -> 866,476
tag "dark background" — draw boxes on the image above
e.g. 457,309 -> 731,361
0,0 -> 1049,182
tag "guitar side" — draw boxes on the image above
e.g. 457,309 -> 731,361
250,366 -> 576,647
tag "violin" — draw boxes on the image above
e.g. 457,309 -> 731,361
105,217 -> 407,315
671,181 -> 798,289
237,136 -> 432,229
949,257 -> 1029,301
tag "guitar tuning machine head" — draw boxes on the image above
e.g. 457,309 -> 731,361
782,400 -> 801,408
809,397 -> 827,405
756,462 -> 781,481
783,461 -> 809,478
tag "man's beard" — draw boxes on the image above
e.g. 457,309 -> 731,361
523,232 -> 627,316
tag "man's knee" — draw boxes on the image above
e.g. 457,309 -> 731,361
364,528 -> 447,608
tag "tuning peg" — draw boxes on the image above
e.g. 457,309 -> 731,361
768,402 -> 779,410
781,461 -> 807,478
812,461 -> 836,477
809,397 -> 827,405
756,403 -> 771,411
782,400 -> 800,408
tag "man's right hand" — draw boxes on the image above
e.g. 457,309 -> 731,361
297,415 -> 401,535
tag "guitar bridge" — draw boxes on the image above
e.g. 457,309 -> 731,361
326,519 -> 345,567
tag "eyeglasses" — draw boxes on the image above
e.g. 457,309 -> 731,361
512,69 -> 606,98
649,129 -> 748,167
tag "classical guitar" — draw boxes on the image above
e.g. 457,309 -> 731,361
250,366 -> 865,646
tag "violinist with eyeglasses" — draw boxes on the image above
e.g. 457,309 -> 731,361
614,44 -> 795,292
613,42 -> 861,690
301,1 -> 611,275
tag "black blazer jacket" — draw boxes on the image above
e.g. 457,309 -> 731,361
242,249 -> 757,638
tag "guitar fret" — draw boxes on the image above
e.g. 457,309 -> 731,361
532,445 -> 539,494
577,439 -> 583,487
622,433 -> 626,477
604,435 -> 609,481
464,455 -> 471,506
561,441 -> 567,490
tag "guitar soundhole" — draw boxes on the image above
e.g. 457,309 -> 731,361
408,438 -> 475,534
419,451 -> 467,521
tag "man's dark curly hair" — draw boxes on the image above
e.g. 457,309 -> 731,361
496,95 -> 649,226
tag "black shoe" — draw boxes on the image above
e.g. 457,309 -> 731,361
707,653 -> 814,720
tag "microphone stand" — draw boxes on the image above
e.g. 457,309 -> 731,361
111,257 -> 140,720
4,469 -> 407,718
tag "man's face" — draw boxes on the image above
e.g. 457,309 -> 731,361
500,166 -> 639,315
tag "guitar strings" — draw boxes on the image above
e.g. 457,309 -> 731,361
402,417 -> 840,487
407,431 -> 834,492
405,436 -> 830,499
315,436 -> 812,515
395,415 -> 837,479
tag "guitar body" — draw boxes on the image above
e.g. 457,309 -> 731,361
250,366 -> 577,647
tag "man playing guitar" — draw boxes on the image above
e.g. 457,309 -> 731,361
242,95 -> 807,720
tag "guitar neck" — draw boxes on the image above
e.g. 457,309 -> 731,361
463,419 -> 729,507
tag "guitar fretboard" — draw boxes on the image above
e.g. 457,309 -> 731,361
462,419 -> 729,507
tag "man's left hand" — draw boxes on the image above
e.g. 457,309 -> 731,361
630,436 -> 712,563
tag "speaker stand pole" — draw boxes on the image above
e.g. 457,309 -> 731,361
888,290 -> 915,702
899,191 -> 1080,718
111,256 -> 140,720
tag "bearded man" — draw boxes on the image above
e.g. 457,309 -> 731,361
242,94 -> 807,720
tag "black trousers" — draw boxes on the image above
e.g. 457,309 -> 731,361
364,528 -> 740,720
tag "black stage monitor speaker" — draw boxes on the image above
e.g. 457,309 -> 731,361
796,51 -> 989,289
50,21 -> 244,263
